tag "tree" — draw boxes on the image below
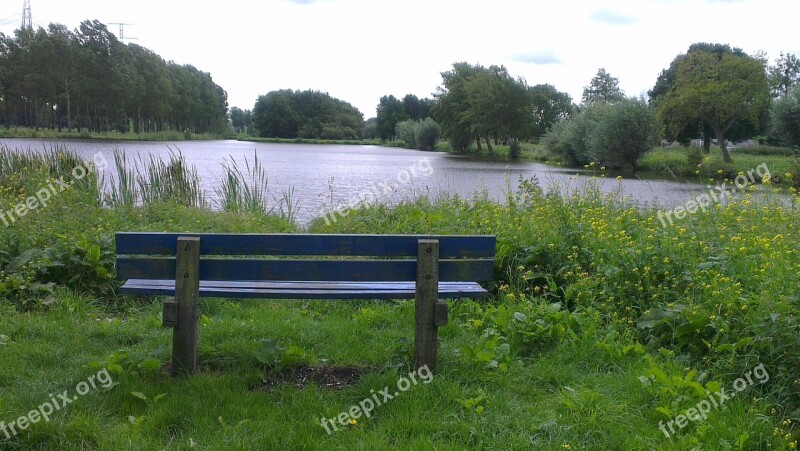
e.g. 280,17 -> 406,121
529,84 -> 574,139
376,95 -> 407,140
657,49 -> 770,163
230,107 -> 252,133
771,85 -> 800,147
433,62 -> 532,153
770,52 -> 800,97
395,118 -> 441,151
252,89 -> 363,139
650,43 -> 760,152
581,68 -> 624,105
542,98 -> 655,171
432,62 -> 484,152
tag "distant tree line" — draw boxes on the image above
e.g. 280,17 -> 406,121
431,62 -> 574,154
252,89 -> 364,140
375,94 -> 435,141
0,20 -> 229,134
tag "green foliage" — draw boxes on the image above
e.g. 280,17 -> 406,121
581,68 -> 625,105
230,107 -> 254,134
529,84 -> 575,138
685,146 -> 703,168
771,85 -> 800,147
542,98 -> 657,170
395,119 -> 417,149
769,52 -> 800,97
395,118 -> 441,151
656,45 -> 771,163
0,21 -> 228,134
433,62 -> 533,152
254,338 -> 308,368
252,89 -> 364,139
215,153 -> 270,214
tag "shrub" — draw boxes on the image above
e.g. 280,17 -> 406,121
396,118 -> 442,151
542,98 -> 656,170
395,119 -> 417,149
414,118 -> 441,151
771,85 -> 800,147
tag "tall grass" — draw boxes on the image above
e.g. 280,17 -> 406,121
103,148 -> 204,208
215,153 -> 269,214
214,153 -> 299,221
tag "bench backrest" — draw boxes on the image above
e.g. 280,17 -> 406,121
115,233 -> 496,282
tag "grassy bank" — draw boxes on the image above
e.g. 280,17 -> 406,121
0,127 -> 227,142
0,150 -> 798,449
639,146 -> 799,185
238,136 -> 384,146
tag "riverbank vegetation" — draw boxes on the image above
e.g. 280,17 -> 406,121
252,90 -> 365,140
1,149 -> 798,448
0,21 -> 229,135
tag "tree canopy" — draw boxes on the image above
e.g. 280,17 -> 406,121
0,20 -> 229,134
529,84 -> 574,139
542,97 -> 656,171
771,85 -> 800,147
252,89 -> 364,140
769,52 -> 800,97
581,68 -> 625,105
655,45 -> 770,163
432,62 -> 536,153
375,94 -> 434,141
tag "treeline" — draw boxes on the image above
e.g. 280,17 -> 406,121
252,89 -> 364,140
431,63 -> 574,154
374,94 -> 436,141
0,21 -> 229,134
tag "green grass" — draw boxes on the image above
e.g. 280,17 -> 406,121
434,141 -> 561,164
239,136 -> 384,146
1,149 -> 798,449
635,146 -> 798,185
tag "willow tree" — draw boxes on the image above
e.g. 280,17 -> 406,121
657,50 -> 770,163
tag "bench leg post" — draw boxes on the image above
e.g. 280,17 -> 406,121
415,239 -> 440,372
172,237 -> 201,376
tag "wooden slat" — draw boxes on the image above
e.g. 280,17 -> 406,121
115,233 -> 496,258
120,280 -> 488,299
116,257 -> 494,282
121,280 -> 484,290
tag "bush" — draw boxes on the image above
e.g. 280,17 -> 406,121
541,98 -> 656,170
395,118 -> 441,151
771,85 -> 800,147
395,119 -> 417,149
686,145 -> 703,167
414,118 -> 441,151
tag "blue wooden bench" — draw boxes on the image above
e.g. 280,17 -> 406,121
115,233 -> 496,375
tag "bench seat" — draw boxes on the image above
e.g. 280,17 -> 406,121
115,233 -> 496,375
120,279 -> 489,299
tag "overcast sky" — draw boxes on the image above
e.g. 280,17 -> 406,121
0,0 -> 796,118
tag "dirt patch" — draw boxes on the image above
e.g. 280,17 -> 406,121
254,365 -> 366,391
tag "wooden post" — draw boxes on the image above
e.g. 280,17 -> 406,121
172,237 -> 200,376
414,239 -> 439,371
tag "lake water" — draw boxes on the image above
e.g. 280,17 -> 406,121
0,138 -> 777,225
